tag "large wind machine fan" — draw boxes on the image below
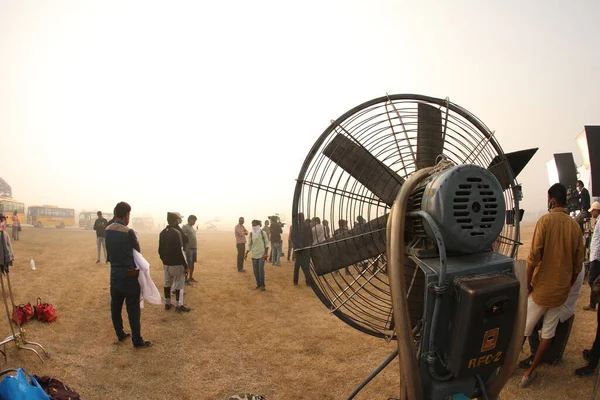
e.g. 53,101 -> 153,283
292,94 -> 538,400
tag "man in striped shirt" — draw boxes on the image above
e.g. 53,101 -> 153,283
234,217 -> 248,272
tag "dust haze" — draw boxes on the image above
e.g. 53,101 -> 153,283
1,1 -> 599,228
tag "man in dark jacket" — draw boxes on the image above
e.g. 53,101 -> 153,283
292,213 -> 313,286
105,202 -> 151,349
93,211 -> 108,264
576,180 -> 592,232
159,212 -> 191,313
270,216 -> 283,266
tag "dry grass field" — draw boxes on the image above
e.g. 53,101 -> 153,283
1,223 -> 597,399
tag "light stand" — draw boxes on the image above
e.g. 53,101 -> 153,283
0,270 -> 48,363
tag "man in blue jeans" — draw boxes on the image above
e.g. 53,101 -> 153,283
105,202 -> 151,349
245,220 -> 269,291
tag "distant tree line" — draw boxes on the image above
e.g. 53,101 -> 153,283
0,177 -> 12,198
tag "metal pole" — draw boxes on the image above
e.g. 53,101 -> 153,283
346,349 -> 399,400
387,167 -> 433,400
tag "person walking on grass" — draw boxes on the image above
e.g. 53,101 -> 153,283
245,220 -> 269,291
105,202 -> 151,349
11,211 -> 20,241
518,184 -> 584,388
234,217 -> 248,272
159,212 -> 191,313
94,211 -> 108,263
182,215 -> 198,285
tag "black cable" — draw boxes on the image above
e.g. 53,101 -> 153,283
476,374 -> 489,400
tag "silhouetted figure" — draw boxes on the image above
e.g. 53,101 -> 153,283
293,213 -> 313,286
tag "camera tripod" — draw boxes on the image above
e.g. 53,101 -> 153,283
0,270 -> 48,363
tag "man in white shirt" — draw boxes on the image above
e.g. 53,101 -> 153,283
584,201 -> 600,311
576,201 -> 600,376
311,217 -> 326,245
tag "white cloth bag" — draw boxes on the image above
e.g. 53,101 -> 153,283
133,249 -> 162,308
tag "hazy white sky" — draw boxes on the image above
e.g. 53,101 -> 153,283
1,0 -> 598,227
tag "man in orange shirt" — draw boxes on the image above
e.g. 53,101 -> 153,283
520,183 -> 585,388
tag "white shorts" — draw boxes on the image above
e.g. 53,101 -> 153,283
163,265 -> 186,290
524,295 -> 562,340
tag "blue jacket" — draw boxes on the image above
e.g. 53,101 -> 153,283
105,220 -> 140,268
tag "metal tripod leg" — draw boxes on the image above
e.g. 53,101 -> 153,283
4,272 -> 48,357
0,271 -> 48,362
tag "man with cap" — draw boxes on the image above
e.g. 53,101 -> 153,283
159,212 -> 191,313
584,201 -> 600,311
576,201 -> 600,376
182,215 -> 198,285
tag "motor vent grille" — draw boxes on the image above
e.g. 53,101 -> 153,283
452,176 -> 500,236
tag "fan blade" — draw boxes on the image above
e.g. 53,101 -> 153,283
322,135 -> 404,206
304,214 -> 389,276
416,103 -> 444,169
487,148 -> 538,190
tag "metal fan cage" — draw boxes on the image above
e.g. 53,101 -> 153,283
292,94 -> 521,339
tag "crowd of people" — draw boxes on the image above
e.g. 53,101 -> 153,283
233,214 -> 372,289
234,215 -> 303,290
3,183 -> 600,392
91,202 -> 201,349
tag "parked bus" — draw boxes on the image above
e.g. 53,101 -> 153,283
28,205 -> 76,228
132,217 -> 154,231
79,211 -> 114,230
0,198 -> 25,227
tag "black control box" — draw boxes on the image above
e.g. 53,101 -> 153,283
446,273 -> 520,378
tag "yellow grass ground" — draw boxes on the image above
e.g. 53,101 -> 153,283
1,224 -> 597,399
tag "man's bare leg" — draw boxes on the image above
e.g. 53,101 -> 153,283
524,337 -> 552,377
189,263 -> 195,281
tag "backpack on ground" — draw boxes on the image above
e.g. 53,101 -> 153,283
33,375 -> 81,400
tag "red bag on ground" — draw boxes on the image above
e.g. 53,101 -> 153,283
34,298 -> 57,323
11,305 -> 27,325
22,303 -> 35,321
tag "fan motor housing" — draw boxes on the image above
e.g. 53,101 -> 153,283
419,165 -> 506,254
